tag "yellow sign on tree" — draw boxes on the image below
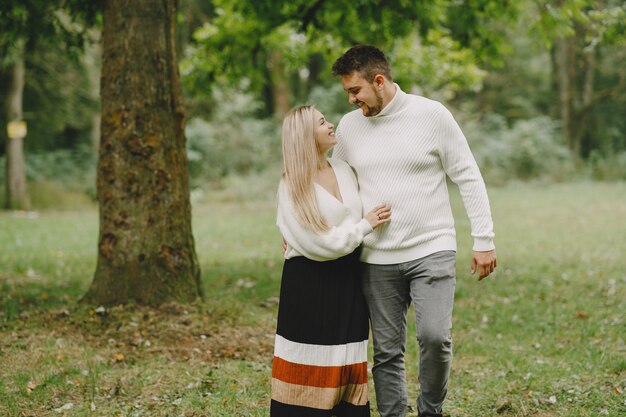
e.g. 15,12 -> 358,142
7,120 -> 27,140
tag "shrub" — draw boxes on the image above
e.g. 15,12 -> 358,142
21,147 -> 96,188
464,114 -> 576,184
305,83 -> 353,126
589,151 -> 626,181
185,87 -> 280,187
0,146 -> 96,209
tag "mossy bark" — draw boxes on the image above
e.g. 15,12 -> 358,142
83,0 -> 202,306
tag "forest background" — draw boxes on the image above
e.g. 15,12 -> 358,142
1,0 -> 625,203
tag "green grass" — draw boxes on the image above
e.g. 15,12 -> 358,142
1,181 -> 625,416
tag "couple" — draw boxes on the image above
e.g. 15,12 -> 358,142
271,45 -> 497,417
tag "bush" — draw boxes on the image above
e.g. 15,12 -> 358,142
464,114 -> 576,184
589,151 -> 626,181
0,147 -> 97,207
305,83 -> 353,126
22,147 -> 96,189
185,87 -> 280,187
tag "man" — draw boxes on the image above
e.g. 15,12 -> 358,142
331,45 -> 497,417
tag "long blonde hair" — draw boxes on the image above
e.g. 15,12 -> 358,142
281,105 -> 329,232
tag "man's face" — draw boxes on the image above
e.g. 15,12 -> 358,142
340,71 -> 383,117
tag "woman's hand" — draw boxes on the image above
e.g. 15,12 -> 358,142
365,204 -> 391,229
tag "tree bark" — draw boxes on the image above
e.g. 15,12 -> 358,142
4,41 -> 29,210
83,0 -> 202,306
269,50 -> 291,119
577,48 -> 595,157
553,36 -> 576,155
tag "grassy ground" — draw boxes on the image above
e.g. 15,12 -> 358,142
1,181 -> 625,416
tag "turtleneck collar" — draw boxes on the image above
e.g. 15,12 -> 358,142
373,83 -> 405,118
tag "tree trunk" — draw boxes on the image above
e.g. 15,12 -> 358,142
306,52 -> 323,97
577,48 -> 595,157
4,41 -> 29,210
554,36 -> 577,155
269,50 -> 291,119
83,0 -> 202,306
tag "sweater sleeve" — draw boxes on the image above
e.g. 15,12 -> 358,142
436,105 -> 495,251
276,181 -> 373,261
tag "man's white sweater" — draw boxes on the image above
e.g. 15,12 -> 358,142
333,84 -> 495,264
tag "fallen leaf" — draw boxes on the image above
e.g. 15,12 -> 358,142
54,403 -> 73,413
57,309 -> 70,318
26,381 -> 37,393
577,311 -> 588,319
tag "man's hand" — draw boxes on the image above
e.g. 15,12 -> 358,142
282,238 -> 287,256
471,249 -> 497,281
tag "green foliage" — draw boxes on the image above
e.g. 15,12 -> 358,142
0,0 -> 623,189
445,0 -> 520,65
469,21 -> 553,121
0,147 -> 96,205
464,114 -> 576,184
26,148 -> 94,186
589,151 -> 626,181
0,2 -> 100,159
0,0 -> 101,60
0,52 -> 98,158
22,39 -> 99,152
305,83 -> 354,126
185,84 -> 280,186
182,0 -> 518,113
530,0 -> 626,48
392,30 -> 487,97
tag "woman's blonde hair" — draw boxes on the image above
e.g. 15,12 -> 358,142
281,105 -> 329,232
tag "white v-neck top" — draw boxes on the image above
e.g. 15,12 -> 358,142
277,158 -> 374,261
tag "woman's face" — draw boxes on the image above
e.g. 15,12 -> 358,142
313,109 -> 336,155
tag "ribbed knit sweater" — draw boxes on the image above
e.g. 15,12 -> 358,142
333,84 -> 495,264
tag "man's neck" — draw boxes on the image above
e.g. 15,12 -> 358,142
381,82 -> 397,111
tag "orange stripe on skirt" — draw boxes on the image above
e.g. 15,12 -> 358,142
272,356 -> 368,388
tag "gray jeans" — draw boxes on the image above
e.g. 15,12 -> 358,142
362,250 -> 456,417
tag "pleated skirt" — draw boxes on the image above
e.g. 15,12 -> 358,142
271,249 -> 370,417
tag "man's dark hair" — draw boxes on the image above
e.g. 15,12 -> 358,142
332,45 -> 393,82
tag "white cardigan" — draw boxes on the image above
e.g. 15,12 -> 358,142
277,158 -> 374,261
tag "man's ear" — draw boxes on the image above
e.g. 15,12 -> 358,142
373,74 -> 385,89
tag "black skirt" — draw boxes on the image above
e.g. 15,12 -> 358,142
271,249 -> 370,417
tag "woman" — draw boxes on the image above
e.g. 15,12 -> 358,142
271,105 -> 391,417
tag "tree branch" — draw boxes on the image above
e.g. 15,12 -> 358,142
575,80 -> 626,118
299,0 -> 326,31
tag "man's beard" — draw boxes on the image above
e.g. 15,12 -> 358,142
362,89 -> 384,117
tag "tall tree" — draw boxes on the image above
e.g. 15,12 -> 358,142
534,0 -> 626,157
0,0 -> 98,209
82,0 -> 202,305
4,40 -> 29,209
